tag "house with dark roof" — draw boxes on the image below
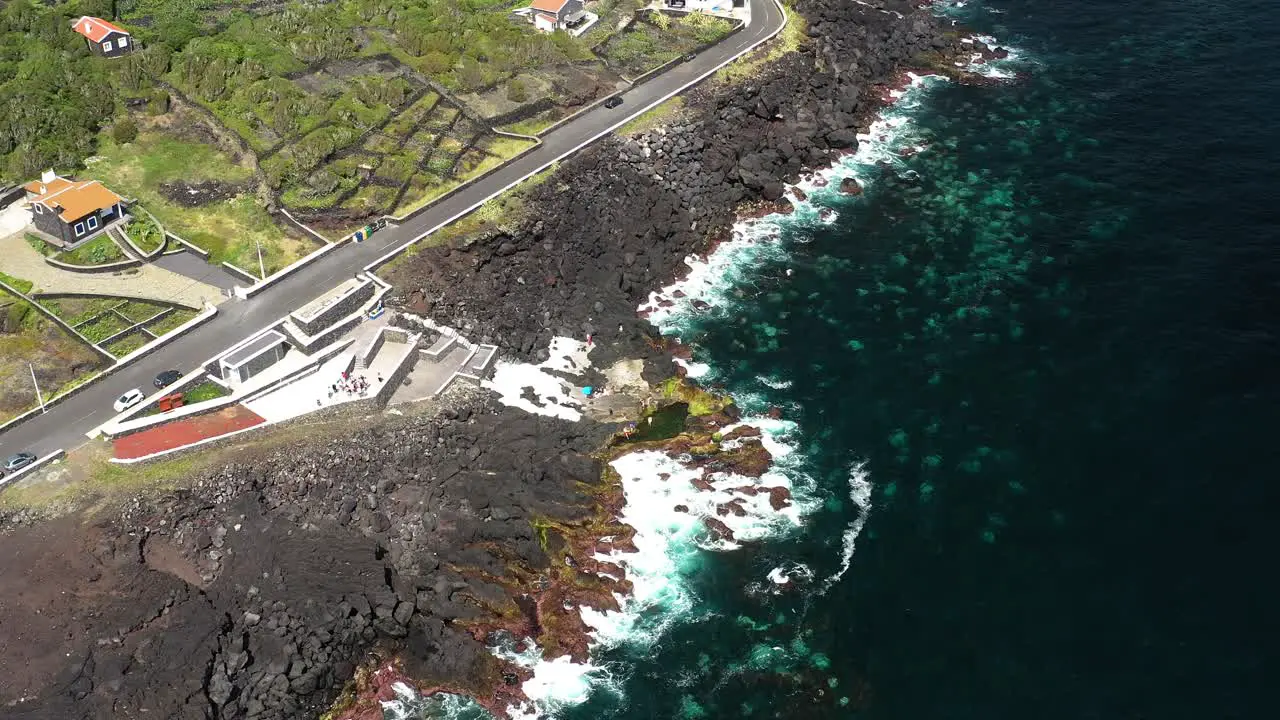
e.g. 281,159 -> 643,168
24,172 -> 128,247
71,16 -> 134,58
526,0 -> 586,32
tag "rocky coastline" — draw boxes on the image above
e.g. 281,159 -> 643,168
0,1 -> 998,718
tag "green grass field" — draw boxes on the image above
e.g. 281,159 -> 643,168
56,235 -> 125,266
84,127 -> 316,275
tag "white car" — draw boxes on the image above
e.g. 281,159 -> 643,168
113,388 -> 144,413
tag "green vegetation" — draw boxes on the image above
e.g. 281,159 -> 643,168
0,270 -> 33,295
77,312 -> 130,343
144,307 -> 198,335
25,233 -> 56,257
39,296 -> 123,326
184,379 -> 230,404
717,3 -> 806,83
659,376 -> 733,416
0,288 -> 104,424
84,127 -> 313,273
619,96 -> 686,136
55,234 -> 125,266
383,162 -> 556,280
601,12 -> 735,77
115,299 -> 169,324
104,330 -> 147,357
1,0 -> 747,240
112,117 -> 139,144
0,0 -> 114,177
123,212 -> 164,254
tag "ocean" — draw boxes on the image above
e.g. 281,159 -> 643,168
398,0 -> 1278,717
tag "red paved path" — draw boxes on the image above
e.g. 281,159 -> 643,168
114,405 -> 266,459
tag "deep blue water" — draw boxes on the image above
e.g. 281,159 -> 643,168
556,0 -> 1278,718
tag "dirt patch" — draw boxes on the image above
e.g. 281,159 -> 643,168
159,180 -> 252,207
0,513 -> 187,707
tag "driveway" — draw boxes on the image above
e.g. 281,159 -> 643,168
153,249 -> 243,292
0,229 -> 226,309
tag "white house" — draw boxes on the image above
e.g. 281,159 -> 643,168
526,0 -> 587,33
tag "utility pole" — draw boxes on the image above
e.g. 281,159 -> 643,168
29,363 -> 45,413
256,238 -> 266,280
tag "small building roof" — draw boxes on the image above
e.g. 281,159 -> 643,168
27,176 -> 125,222
72,16 -> 129,44
530,0 -> 570,14
221,330 -> 286,370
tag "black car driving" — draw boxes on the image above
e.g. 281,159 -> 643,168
154,369 -> 182,388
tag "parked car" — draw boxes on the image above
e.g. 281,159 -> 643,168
604,96 -> 624,109
154,369 -> 182,388
113,388 -> 144,413
2,452 -> 36,474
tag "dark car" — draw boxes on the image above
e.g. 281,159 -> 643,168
3,452 -> 36,474
604,96 -> 624,109
684,52 -> 697,62
154,369 -> 182,388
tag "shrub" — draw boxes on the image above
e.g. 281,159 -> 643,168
507,78 -> 528,103
112,117 -> 139,144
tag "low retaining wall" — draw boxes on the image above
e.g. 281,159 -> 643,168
237,235 -> 351,300
116,208 -> 168,261
112,336 -> 417,465
166,231 -> 210,259
0,278 -> 112,362
0,449 -> 67,492
44,255 -> 143,274
221,261 -> 260,283
377,136 -> 542,226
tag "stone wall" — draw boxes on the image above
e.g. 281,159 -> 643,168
292,281 -> 375,337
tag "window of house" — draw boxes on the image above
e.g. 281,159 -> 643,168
118,37 -> 128,48
74,222 -> 85,236
103,41 -> 113,51
87,216 -> 98,230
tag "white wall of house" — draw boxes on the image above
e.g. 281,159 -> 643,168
534,13 -> 558,32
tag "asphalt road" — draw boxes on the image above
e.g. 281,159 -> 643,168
0,0 -> 786,461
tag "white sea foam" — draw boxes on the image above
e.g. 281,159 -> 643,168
484,336 -> 592,421
818,462 -> 874,593
673,356 -> 711,379
767,562 -> 815,586
490,639 -> 612,719
583,417 -> 811,647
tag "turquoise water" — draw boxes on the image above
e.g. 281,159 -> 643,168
547,0 -> 1277,717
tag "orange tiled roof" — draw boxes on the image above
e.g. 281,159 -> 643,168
530,0 -> 570,14
30,177 -> 124,222
23,177 -> 73,196
72,16 -> 129,44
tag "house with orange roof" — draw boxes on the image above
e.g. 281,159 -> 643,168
525,0 -> 587,33
23,171 -> 129,247
71,16 -> 134,58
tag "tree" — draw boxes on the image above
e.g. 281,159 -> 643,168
112,117 -> 138,144
457,56 -> 485,91
507,78 -> 528,103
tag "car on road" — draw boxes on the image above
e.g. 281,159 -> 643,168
113,388 -> 145,413
604,96 -> 624,109
2,452 -> 36,475
684,52 -> 697,62
154,369 -> 183,388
